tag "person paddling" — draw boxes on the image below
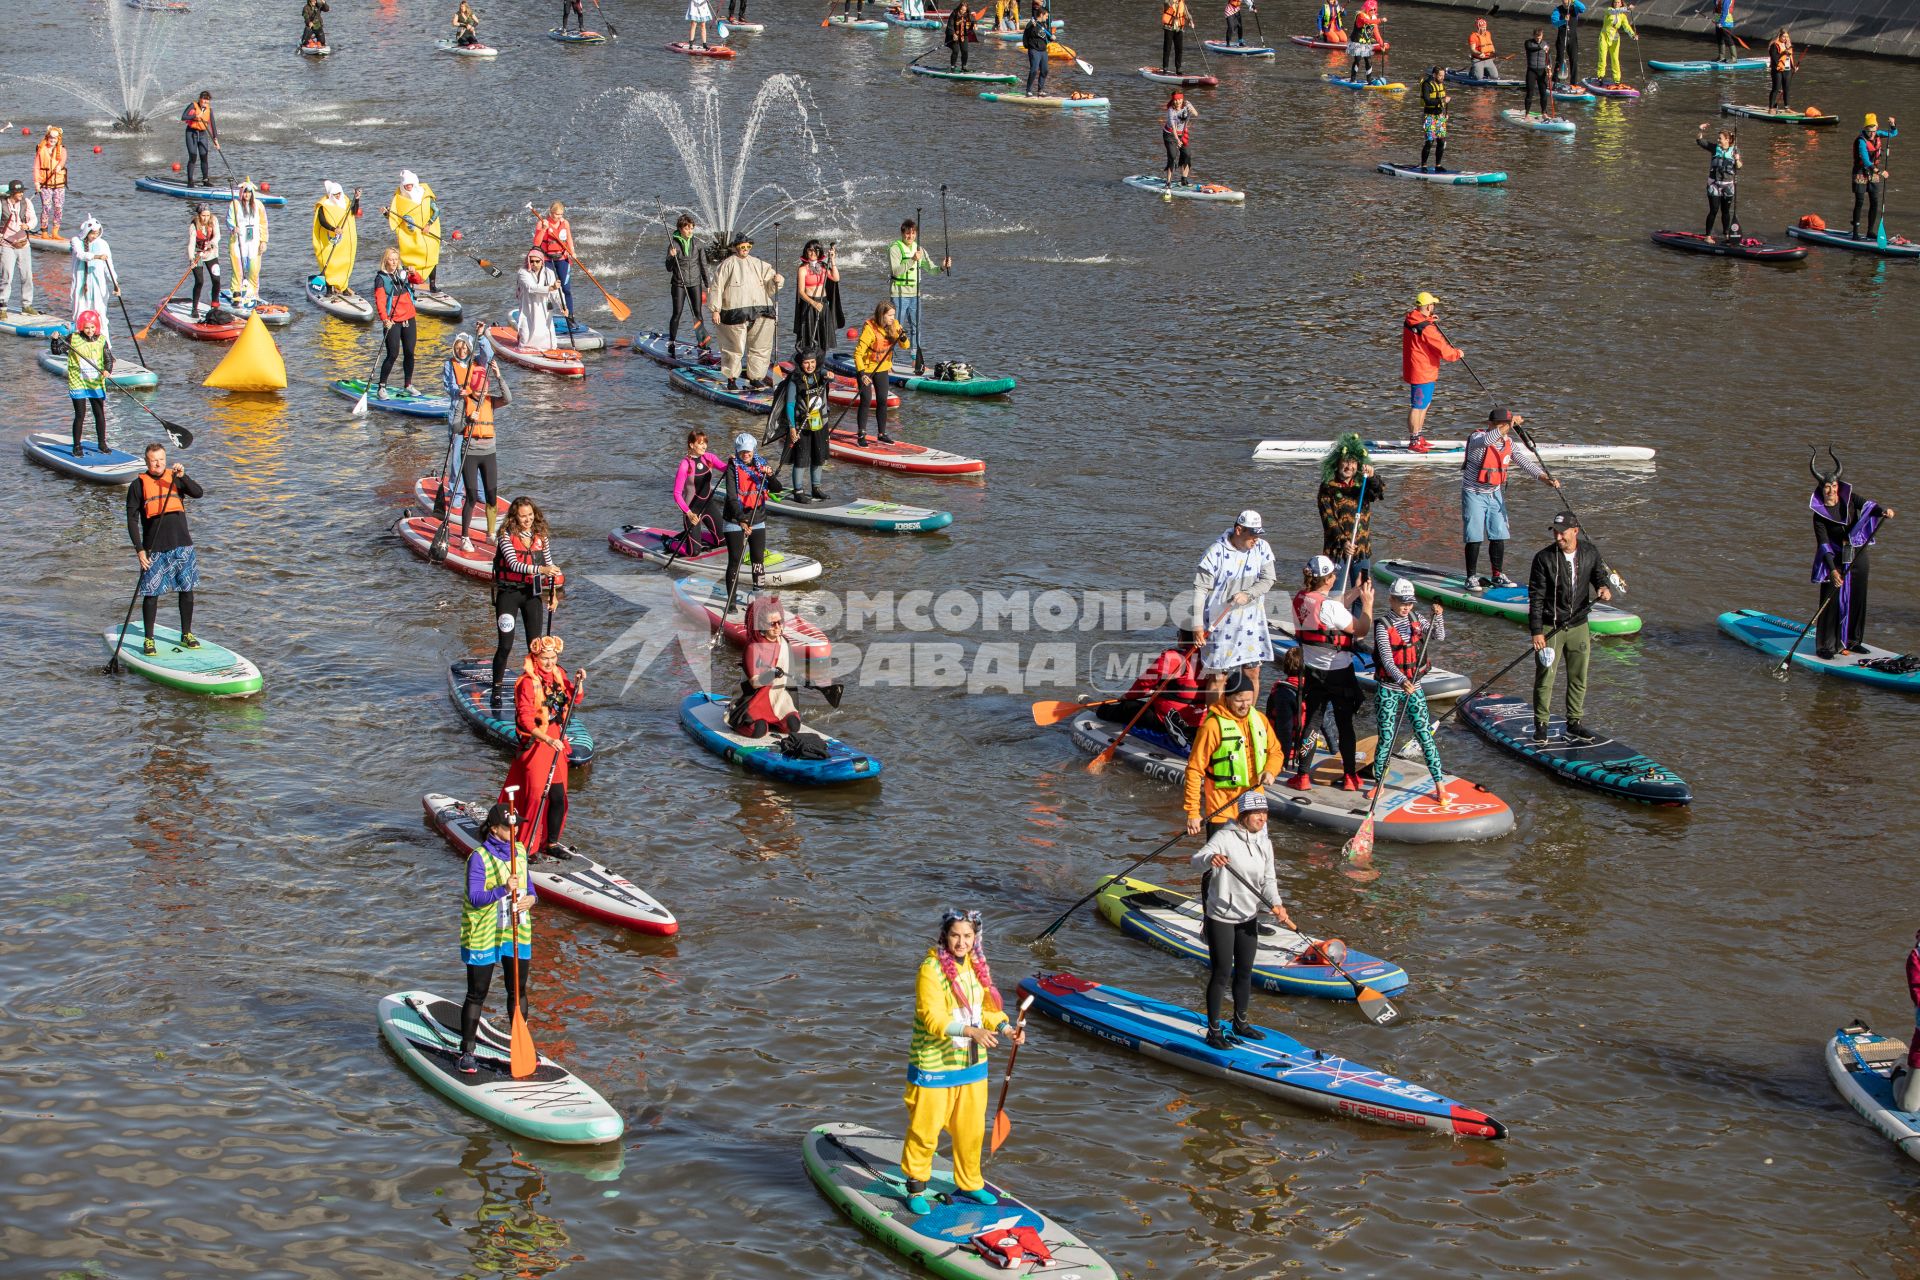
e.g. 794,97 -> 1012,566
1594,0 -> 1635,87
1287,556 -> 1371,792
1192,509 -> 1276,701
1549,0 -> 1585,89
1851,114 -> 1898,241
126,443 -> 204,657
1183,669 -> 1279,836
1467,17 -> 1498,79
1417,66 -> 1451,171
445,330 -> 502,548
453,1 -> 483,46
184,203 -> 224,321
1223,0 -> 1256,47
1714,0 -> 1736,62
1373,579 -> 1450,807
0,181 -> 39,316
70,217 -> 118,342
1808,449 -> 1894,659
559,0 -> 587,34
1022,4 -> 1054,98
1317,435 -> 1382,591
1529,511 -> 1614,742
456,802 -> 534,1076
388,170 -> 443,292
373,246 -> 422,397
64,310 -> 110,457
1523,28 -> 1557,119
664,213 -> 710,355
887,219 -> 947,375
301,0 -> 330,50
772,349 -> 832,503
311,181 -> 361,299
500,633 -> 582,857
852,301 -> 906,446
180,91 -> 218,189
531,203 -> 576,324
1099,628 -> 1206,750
945,3 -> 980,70
728,595 -> 806,739
1162,91 -> 1200,187
1160,0 -> 1196,76
673,429 -> 726,550
902,909 -> 1019,1218
1696,123 -> 1742,243
1348,0 -> 1386,81
1401,291 -> 1460,453
492,498 -> 564,698
1766,28 -> 1796,111
1462,408 -> 1557,590
1192,791 -> 1291,1049
33,125 -> 66,242
227,180 -> 269,308
722,432 -> 773,599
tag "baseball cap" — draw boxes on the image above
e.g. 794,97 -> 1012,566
1550,511 -> 1581,531
1306,554 -> 1336,578
1235,508 -> 1263,532
1239,791 -> 1269,814
1488,407 -> 1513,424
1414,290 -> 1439,307
1390,577 -> 1417,600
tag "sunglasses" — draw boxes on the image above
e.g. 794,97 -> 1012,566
942,908 -> 983,927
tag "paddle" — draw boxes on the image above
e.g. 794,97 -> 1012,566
824,1131 -> 914,1197
1776,596 -> 1831,676
986,993 -> 1036,1157
939,184 -> 951,278
136,264 -> 197,341
1877,131 -> 1893,250
383,207 -> 502,277
428,421 -> 461,564
1250,0 -> 1266,45
1342,622 -> 1432,863
1214,860 -> 1397,1025
66,342 -> 193,448
1513,421 -> 1627,597
1030,693 -> 1134,725
1027,788 -> 1245,946
572,256 -> 629,322
351,322 -> 388,415
589,0 -> 618,36
499,779 -> 541,1080
1338,472 -> 1369,588
105,467 -> 178,674
102,261 -> 148,370
1394,601 -> 1599,754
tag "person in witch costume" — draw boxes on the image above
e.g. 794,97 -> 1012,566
1809,448 -> 1895,659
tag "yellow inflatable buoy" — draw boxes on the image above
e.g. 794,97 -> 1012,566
204,313 -> 287,391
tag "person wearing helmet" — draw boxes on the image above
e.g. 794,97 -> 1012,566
721,433 -> 773,601
456,801 -> 535,1076
1852,113 -> 1899,240
1401,291 -> 1460,453
0,180 -> 39,316
65,310 -> 111,456
1808,449 -> 1895,660
770,349 -> 832,503
1373,580 -> 1449,806
1462,408 -> 1557,590
69,217 -> 119,343
1286,554 -> 1372,792
1417,66 -> 1450,171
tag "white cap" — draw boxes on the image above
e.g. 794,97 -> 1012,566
733,433 -> 757,453
1390,577 -> 1417,600
1306,554 -> 1336,578
1235,509 -> 1263,533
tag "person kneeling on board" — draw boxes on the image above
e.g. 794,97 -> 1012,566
1183,669 -> 1281,837
728,596 -> 810,742
1192,791 -> 1293,1050
1098,628 -> 1206,749
1467,17 -> 1498,79
1374,579 -> 1451,807
457,802 -> 534,1075
1529,512 -> 1612,743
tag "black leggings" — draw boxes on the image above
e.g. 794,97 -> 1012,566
948,39 -> 969,69
1298,665 -> 1362,774
1525,67 -> 1551,115
1204,915 -> 1259,1026
668,283 -> 703,348
1464,537 -> 1507,579
737,709 -> 801,738
190,261 -> 221,313
1717,27 -> 1735,59
142,590 -> 194,639
461,953 -> 530,1056
726,0 -> 746,17
1162,28 -> 1184,72
1705,190 -> 1736,238
379,318 -> 417,387
1348,52 -> 1372,79
560,0 -> 583,29
1853,179 -> 1882,236
71,397 -> 105,451
460,451 -> 498,534
1553,34 -> 1578,85
1164,134 -> 1190,174
1768,68 -> 1791,108
1225,12 -> 1242,42
492,584 -> 548,688
854,374 -> 890,439
724,524 -> 766,597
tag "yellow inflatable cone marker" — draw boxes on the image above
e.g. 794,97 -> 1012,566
204,313 -> 288,391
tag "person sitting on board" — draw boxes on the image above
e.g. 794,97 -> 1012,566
1550,0 -> 1585,88
126,442 -> 204,657
453,1 -> 482,46
1401,290 -> 1459,453
1192,791 -> 1292,1049
1265,645 -> 1340,769
1373,580 -> 1451,808
1418,66 -> 1451,170
1808,449 -> 1894,660
1316,434 -> 1383,592
500,634 -> 582,857
1183,669 -> 1280,838
1462,408 -> 1557,591
902,909 -> 1019,1217
1765,28 -> 1795,110
770,348 -> 832,503
673,428 -> 726,552
491,498 -> 563,701
1528,511 -> 1614,743
1850,114 -> 1898,241
180,92 -> 218,189
1317,0 -> 1345,42
1287,556 -> 1372,792
728,596 -> 806,739
64,310 -> 110,458
1097,628 -> 1206,750
1192,509 -> 1276,703
456,801 -> 534,1075
301,0 -> 330,48
721,432 -> 774,601
1594,0 -> 1635,86
1467,17 -> 1498,79
1347,0 -> 1385,81
991,0 -> 1021,31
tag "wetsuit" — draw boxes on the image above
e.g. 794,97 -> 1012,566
674,449 -> 726,547
1852,126 -> 1898,238
1550,0 -> 1585,87
1524,34 -> 1553,115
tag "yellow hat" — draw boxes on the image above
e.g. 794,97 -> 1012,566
1866,113 -> 1878,127
1414,290 -> 1439,307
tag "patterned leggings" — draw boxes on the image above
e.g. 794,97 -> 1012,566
1374,685 -> 1444,786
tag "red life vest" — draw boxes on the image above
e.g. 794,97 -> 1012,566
730,459 -> 768,515
972,1225 -> 1054,1270
140,472 -> 185,520
493,532 -> 546,587
1473,434 -> 1511,486
1292,589 -> 1353,649
1386,615 -> 1428,678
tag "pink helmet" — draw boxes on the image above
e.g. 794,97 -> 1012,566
75,309 -> 101,334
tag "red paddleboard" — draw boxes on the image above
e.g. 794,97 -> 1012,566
668,40 -> 736,57
397,515 -> 494,580
670,576 -> 832,660
158,301 -> 246,341
827,427 -> 984,476
414,477 -> 512,528
484,324 -> 586,377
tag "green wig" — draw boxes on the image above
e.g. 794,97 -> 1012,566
1320,432 -> 1371,483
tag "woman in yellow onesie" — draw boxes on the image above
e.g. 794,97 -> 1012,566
902,909 -> 1020,1215
1594,0 -> 1635,85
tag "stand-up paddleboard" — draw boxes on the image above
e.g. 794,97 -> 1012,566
0,311 -> 71,338
978,91 -> 1110,109
485,324 -> 585,376
1267,621 -> 1472,703
330,379 -> 452,418
298,40 -> 331,57
1718,609 -> 1920,691
1140,66 -> 1218,85
509,308 -> 605,351
1378,162 -> 1508,184
803,1122 -> 1115,1280
127,0 -> 191,9
133,176 -> 288,205
38,349 -> 157,387
1581,77 -> 1641,98
411,289 -> 463,320
1325,73 -> 1406,91
397,514 -> 494,580
1290,34 -> 1390,50
1121,173 -> 1247,201
158,301 -> 246,341
1204,39 -> 1275,55
608,524 -> 824,585
218,292 -> 292,326
1552,83 -> 1596,101
910,63 -> 1018,83
549,26 -> 608,42
1446,68 -> 1524,88
1827,1022 -> 1920,1165
668,39 -> 736,56
766,490 -> 954,532
306,276 -> 376,322
1021,974 -> 1508,1139
27,232 -> 69,251
670,365 -> 869,411
633,331 -> 720,368
424,794 -> 678,935
671,577 -> 833,660
1252,437 -> 1655,464
377,991 -> 624,1144
884,10 -> 942,26
414,477 -> 510,526
680,691 -> 881,785
103,623 -> 263,697
436,38 -> 500,56
1787,223 -> 1920,256
826,14 -> 888,29
1648,56 -> 1767,72
1651,230 -> 1806,261
826,427 -> 984,476
1067,714 -> 1514,842
821,349 -> 1013,396
1722,102 -> 1837,126
1459,694 -> 1692,805
1096,877 -> 1408,999
23,432 -> 145,484
1372,558 -> 1644,635
1502,108 -> 1577,132
446,661 -> 596,762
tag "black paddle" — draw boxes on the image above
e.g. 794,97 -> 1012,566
66,342 -> 193,448
101,261 -> 148,371
428,423 -> 461,564
1777,596 -> 1832,676
940,184 -> 952,279
1395,601 -> 1598,754
385,206 -> 503,277
1512,420 -> 1628,598
589,0 -> 618,37
105,467 -> 178,674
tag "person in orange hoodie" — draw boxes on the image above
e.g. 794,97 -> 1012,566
33,126 -> 66,241
499,634 -> 583,858
1401,290 -> 1461,453
1181,670 -> 1280,838
1467,17 -> 1498,78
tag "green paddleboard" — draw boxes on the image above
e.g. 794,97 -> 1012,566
103,623 -> 263,697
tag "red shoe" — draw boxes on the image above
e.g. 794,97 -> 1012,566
1407,436 -> 1434,453
1285,772 -> 1312,791
1340,772 -> 1365,792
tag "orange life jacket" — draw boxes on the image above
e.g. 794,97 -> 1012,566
1387,615 -> 1429,678
454,359 -> 494,439
185,102 -> 212,132
1469,29 -> 1495,56
33,141 -> 67,188
1292,589 -> 1353,649
140,472 -> 185,520
1161,0 -> 1185,26
1475,435 -> 1511,486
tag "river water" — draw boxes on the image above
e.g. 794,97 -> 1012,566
5,0 -> 1920,1275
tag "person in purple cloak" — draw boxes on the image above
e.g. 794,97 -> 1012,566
1809,447 -> 1896,659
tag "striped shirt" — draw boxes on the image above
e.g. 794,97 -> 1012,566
1372,610 -> 1445,684
1460,427 -> 1547,496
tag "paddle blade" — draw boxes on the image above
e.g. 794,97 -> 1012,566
819,682 -> 846,708
510,1005 -> 537,1077
1353,982 -> 1399,1026
606,293 -> 632,323
1086,744 -> 1119,774
1076,57 -> 1093,74
162,421 -> 194,449
1031,699 -> 1086,726
1341,815 -> 1376,862
351,389 -> 370,416
989,1105 -> 1012,1154
428,518 -> 453,564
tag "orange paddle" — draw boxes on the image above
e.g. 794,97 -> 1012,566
987,994 -> 1035,1156
136,264 -> 197,340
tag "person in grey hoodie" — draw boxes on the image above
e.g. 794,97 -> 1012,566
1191,791 -> 1293,1049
